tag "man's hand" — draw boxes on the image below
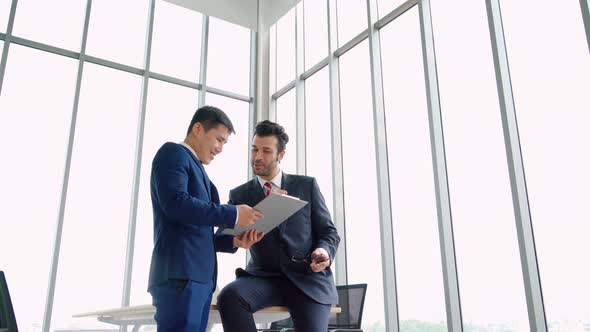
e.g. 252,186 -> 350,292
272,188 -> 288,195
233,229 -> 265,249
310,248 -> 330,273
236,205 -> 263,228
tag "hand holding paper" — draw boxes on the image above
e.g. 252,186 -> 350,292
236,205 -> 263,228
233,229 -> 264,249
223,193 -> 308,237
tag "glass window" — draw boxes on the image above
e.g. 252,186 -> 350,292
12,1 -> 86,51
0,0 -> 11,33
275,88 -> 297,174
276,8 -> 296,90
380,8 -> 447,329
339,40 -> 385,331
50,63 -> 142,330
377,0 -> 407,19
336,0 -> 367,47
303,0 -> 328,70
150,0 -> 202,82
0,44 -> 77,332
430,1 -> 529,330
500,1 -> 590,330
204,93 -> 250,290
269,25 -> 277,92
86,0 -> 149,68
207,17 -> 251,96
304,68 -> 333,216
130,79 -> 199,305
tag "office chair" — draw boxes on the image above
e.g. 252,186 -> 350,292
0,271 -> 18,332
259,283 -> 368,332
328,283 -> 367,331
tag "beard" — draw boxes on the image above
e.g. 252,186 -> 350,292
252,158 -> 279,177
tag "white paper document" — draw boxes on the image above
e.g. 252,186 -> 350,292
222,193 -> 308,237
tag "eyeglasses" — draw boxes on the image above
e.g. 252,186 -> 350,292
291,251 -> 328,265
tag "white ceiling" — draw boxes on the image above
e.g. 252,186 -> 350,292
164,0 -> 302,31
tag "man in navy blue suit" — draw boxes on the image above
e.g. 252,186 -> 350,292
217,120 -> 340,332
148,106 -> 265,332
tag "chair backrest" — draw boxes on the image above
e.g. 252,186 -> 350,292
328,283 -> 368,329
0,271 -> 18,332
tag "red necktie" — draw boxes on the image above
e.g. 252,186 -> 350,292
263,182 -> 272,196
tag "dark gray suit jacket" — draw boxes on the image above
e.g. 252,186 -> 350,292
228,173 -> 340,304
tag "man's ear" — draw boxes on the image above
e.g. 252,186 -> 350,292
191,122 -> 202,136
278,150 -> 286,162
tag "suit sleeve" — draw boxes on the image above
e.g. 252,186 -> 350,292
153,144 -> 237,228
214,187 -> 239,253
310,178 -> 340,261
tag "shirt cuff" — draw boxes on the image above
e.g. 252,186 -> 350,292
234,206 -> 239,226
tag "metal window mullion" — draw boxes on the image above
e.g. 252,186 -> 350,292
0,0 -> 17,95
42,1 -> 93,332
121,0 -> 156,310
485,1 -> 548,331
198,15 -> 209,107
247,27 -> 259,265
295,3 -> 306,176
374,0 -> 417,30
255,0 -> 271,122
327,0 -> 347,286
417,0 -> 463,331
366,0 -> 399,331
581,0 -> 590,55
269,24 -> 277,122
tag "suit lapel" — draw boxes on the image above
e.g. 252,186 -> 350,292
180,144 -> 211,200
248,178 -> 266,204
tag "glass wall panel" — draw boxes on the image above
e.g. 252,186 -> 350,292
303,0 -> 328,69
304,67 -> 333,216
0,44 -> 77,332
500,1 -> 590,330
86,0 -> 149,68
0,0 -> 10,32
430,1 -> 529,330
379,9 -> 447,330
336,0 -> 367,47
339,40 -> 385,331
377,0 -> 407,19
208,18 -> 250,96
204,93 -> 249,292
130,79 -> 198,305
276,8 -> 296,90
275,88 -> 297,174
150,0 -> 202,82
12,1 -> 86,51
51,63 -> 142,330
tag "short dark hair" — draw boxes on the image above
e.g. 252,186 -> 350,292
254,120 -> 289,153
186,105 -> 235,136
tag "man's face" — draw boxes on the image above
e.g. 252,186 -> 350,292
193,123 -> 230,165
251,135 -> 285,177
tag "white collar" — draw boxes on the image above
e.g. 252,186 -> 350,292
180,142 -> 200,162
257,170 -> 283,189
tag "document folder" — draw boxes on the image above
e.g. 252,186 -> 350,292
222,193 -> 308,237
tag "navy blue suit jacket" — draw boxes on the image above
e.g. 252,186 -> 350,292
148,142 -> 237,290
228,173 -> 340,304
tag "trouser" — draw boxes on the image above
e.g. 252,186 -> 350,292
150,279 -> 214,332
217,275 -> 331,332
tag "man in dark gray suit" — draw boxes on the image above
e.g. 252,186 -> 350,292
217,120 -> 340,332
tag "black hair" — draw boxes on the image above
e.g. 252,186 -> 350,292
254,120 -> 289,153
186,105 -> 235,136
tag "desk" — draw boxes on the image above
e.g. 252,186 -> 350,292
74,304 -> 341,332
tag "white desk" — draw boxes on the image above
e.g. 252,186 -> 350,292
74,304 -> 341,332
